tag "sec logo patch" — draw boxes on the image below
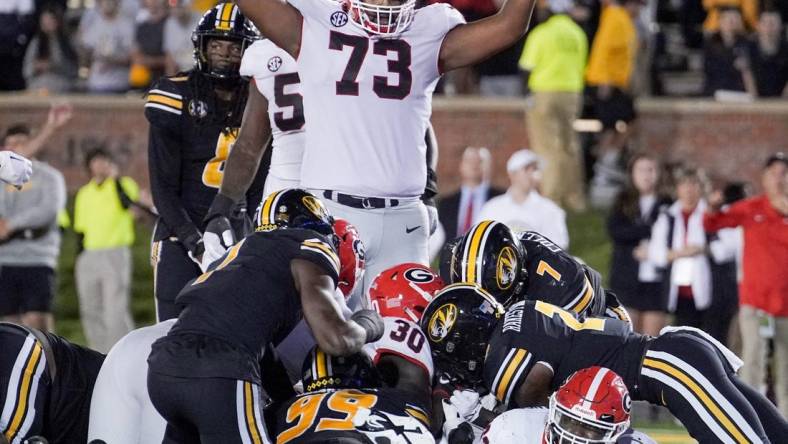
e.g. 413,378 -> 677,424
330,11 -> 348,27
267,56 -> 282,72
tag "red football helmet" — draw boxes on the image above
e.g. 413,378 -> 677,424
543,366 -> 631,444
368,263 -> 444,323
334,219 -> 365,299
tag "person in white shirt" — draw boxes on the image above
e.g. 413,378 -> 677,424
478,149 -> 569,249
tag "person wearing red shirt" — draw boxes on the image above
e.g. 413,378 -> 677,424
704,152 -> 788,417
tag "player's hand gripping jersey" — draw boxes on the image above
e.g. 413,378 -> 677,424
483,300 -> 648,408
239,39 -> 306,195
288,0 -> 464,197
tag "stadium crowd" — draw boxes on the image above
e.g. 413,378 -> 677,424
0,0 -> 786,442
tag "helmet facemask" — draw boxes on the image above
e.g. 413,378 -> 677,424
545,387 -> 630,444
345,0 -> 416,37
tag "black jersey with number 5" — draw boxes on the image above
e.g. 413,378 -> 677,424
483,300 -> 649,408
148,228 -> 339,384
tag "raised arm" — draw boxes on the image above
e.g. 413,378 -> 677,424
438,0 -> 536,73
234,0 -> 302,58
292,259 -> 383,356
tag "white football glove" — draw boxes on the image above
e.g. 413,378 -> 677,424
201,216 -> 236,272
0,151 -> 33,188
441,398 -> 464,438
449,389 -> 482,422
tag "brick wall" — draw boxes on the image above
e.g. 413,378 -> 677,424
1,95 -> 786,194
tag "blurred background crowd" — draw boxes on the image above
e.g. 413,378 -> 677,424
0,0 -> 786,430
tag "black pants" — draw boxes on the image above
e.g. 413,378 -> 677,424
638,331 -> 788,443
151,240 -> 201,321
148,371 -> 271,444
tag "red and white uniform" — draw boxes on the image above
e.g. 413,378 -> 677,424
239,39 -> 306,197
363,317 -> 433,380
286,0 -> 465,304
288,0 -> 464,198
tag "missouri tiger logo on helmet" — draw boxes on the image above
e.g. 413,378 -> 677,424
427,303 -> 457,343
449,220 -> 527,307
421,284 -> 505,388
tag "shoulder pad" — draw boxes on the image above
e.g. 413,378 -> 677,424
144,76 -> 186,128
240,39 -> 274,78
415,3 -> 466,36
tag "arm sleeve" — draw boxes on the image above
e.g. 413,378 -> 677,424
519,29 -> 540,72
7,168 -> 65,230
146,123 -> 200,243
73,188 -> 86,235
703,201 -> 747,232
120,177 -> 141,202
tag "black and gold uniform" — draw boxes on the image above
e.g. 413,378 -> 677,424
517,231 -> 602,316
0,323 -> 104,444
147,228 -> 339,443
146,2 -> 264,321
275,348 -> 432,444
482,300 -> 787,443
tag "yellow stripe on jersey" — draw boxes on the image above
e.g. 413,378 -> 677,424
568,276 -> 594,315
495,348 -> 528,402
642,358 -> 748,444
169,76 -> 188,82
147,94 -> 182,110
465,220 -> 494,283
4,343 -> 43,440
315,350 -> 328,379
244,382 -> 264,444
405,407 -> 430,426
302,240 -> 340,272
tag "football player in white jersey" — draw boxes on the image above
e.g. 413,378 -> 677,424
233,0 -> 536,305
238,38 -> 305,198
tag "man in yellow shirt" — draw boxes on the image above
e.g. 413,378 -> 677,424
520,0 -> 588,212
585,0 -> 643,206
73,149 -> 139,353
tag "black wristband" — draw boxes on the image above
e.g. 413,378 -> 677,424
205,193 -> 237,223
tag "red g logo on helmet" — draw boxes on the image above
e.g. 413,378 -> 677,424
369,263 -> 444,323
334,219 -> 365,299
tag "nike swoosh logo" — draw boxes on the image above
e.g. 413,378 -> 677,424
405,226 -> 421,234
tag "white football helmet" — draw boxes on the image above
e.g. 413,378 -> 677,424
343,0 -> 416,37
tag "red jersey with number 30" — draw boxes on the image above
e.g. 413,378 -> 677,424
363,317 -> 433,380
288,0 -> 465,198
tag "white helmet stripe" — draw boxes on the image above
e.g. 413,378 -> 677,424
581,367 -> 609,410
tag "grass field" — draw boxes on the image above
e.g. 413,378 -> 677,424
50,208 -> 694,443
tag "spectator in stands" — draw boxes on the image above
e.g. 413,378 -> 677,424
163,0 -> 200,76
585,0 -> 643,206
702,7 -> 757,97
648,167 -> 737,336
703,0 -> 758,32
0,117 -> 69,332
130,0 -> 169,90
73,148 -> 139,353
607,153 -> 671,337
78,0 -> 134,93
478,149 -> 569,248
437,147 -> 503,241
704,153 -> 788,417
520,0 -> 588,212
23,3 -> 78,94
747,9 -> 788,97
0,0 -> 36,90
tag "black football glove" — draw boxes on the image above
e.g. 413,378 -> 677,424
350,309 -> 385,343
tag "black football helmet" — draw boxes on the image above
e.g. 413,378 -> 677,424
420,283 -> 505,389
192,2 -> 258,81
448,221 -> 527,308
301,346 -> 381,392
254,188 -> 335,236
